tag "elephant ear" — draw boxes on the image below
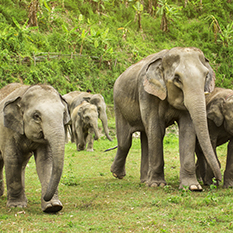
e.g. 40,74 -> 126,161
83,96 -> 91,103
78,106 -> 84,119
207,98 -> 224,127
204,58 -> 215,93
143,58 -> 167,100
3,96 -> 24,135
60,95 -> 71,125
90,94 -> 102,106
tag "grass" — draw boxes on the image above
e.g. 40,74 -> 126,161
0,125 -> 233,232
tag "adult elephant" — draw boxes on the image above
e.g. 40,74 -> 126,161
196,87 -> 233,188
0,83 -> 70,212
111,47 -> 222,191
63,90 -> 81,107
63,91 -> 112,142
71,101 -> 99,151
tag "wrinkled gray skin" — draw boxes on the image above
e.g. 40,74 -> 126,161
196,87 -> 233,188
71,101 -> 99,151
111,47 -> 222,190
63,91 -> 112,142
0,83 -> 70,212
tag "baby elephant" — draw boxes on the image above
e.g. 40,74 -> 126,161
196,87 -> 233,188
71,101 -> 99,151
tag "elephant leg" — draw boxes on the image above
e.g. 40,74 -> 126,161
140,131 -> 148,183
204,164 -> 215,185
224,140 -> 233,188
195,143 -> 207,183
202,140 -> 219,185
69,124 -> 75,143
65,125 -> 72,143
146,124 -> 166,187
34,147 -> 63,213
179,114 -> 202,191
111,115 -> 132,179
4,152 -> 29,208
86,130 -> 94,152
0,157 -> 4,196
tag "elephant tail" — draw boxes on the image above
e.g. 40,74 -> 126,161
104,145 -> 118,152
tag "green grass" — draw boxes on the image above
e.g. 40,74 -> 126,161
0,127 -> 233,232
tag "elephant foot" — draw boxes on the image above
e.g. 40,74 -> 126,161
203,176 -> 214,186
42,200 -> 63,213
87,148 -> 94,152
7,198 -> 28,208
110,164 -> 126,179
223,179 -> 233,188
179,183 -> 203,191
146,181 -> 167,188
112,172 -> 125,179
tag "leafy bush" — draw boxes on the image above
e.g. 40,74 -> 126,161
1,0 -> 233,103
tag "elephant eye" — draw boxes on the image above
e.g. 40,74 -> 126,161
33,112 -> 41,121
174,74 -> 182,84
173,74 -> 183,89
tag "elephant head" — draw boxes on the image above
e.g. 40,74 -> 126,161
78,102 -> 99,141
84,94 -> 112,141
143,47 -> 221,181
3,85 -> 70,201
207,91 -> 233,135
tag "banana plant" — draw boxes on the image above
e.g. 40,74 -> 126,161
133,1 -> 144,31
156,0 -> 182,32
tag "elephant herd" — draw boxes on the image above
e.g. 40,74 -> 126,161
63,91 -> 112,151
0,47 -> 233,213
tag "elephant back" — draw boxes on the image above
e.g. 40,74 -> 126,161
70,92 -> 92,114
0,84 -> 29,110
0,83 -> 24,103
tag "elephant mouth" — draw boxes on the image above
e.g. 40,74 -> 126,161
28,131 -> 46,143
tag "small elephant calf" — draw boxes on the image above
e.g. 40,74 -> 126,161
71,101 -> 99,151
196,87 -> 233,187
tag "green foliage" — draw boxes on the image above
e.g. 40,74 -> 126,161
1,0 -> 233,103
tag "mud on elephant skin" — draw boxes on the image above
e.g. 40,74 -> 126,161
0,83 -> 70,212
111,47 -> 222,191
63,91 -> 112,142
196,87 -> 233,188
71,101 -> 99,151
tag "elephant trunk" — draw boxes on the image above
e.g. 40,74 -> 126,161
100,112 -> 112,141
184,92 -> 222,181
92,120 -> 100,140
43,127 -> 65,202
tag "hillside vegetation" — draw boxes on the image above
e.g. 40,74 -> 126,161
1,0 -> 233,103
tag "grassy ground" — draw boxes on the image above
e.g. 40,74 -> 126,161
0,124 -> 233,232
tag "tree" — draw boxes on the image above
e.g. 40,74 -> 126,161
156,0 -> 182,32
133,1 -> 144,31
28,0 -> 39,27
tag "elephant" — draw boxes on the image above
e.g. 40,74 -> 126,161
110,47 -> 222,191
0,83 -> 70,212
71,101 -> 99,151
63,90 -> 81,107
63,91 -> 112,142
195,87 -> 233,188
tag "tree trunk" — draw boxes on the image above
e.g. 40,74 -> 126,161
28,0 -> 39,27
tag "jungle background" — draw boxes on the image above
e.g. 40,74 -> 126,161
1,0 -> 233,103
1,1 -> 233,232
